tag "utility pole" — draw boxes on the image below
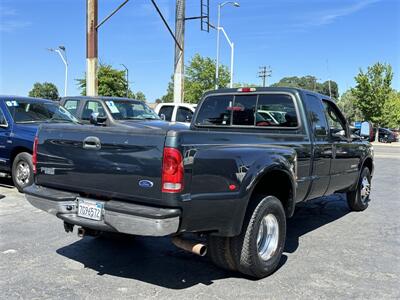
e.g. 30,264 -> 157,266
121,64 -> 129,97
86,0 -> 98,96
258,66 -> 272,87
173,0 -> 185,103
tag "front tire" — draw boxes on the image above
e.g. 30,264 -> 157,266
12,152 -> 34,193
230,195 -> 286,278
347,167 -> 371,211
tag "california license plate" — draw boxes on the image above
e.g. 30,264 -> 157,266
77,198 -> 104,221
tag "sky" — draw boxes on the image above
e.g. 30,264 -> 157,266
0,0 -> 399,102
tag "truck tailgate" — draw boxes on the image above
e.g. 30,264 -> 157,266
35,124 -> 166,202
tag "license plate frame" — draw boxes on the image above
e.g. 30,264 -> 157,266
77,198 -> 104,221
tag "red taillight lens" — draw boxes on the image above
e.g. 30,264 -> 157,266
237,87 -> 256,93
32,136 -> 38,174
162,147 -> 184,193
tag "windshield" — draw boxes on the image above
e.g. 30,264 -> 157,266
6,100 -> 78,124
104,100 -> 160,120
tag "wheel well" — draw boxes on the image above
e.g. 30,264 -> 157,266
363,157 -> 373,174
251,170 -> 293,216
10,147 -> 32,166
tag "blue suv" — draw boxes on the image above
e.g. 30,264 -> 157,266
0,96 -> 78,192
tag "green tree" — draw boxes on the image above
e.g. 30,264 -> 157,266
133,91 -> 146,101
28,82 -> 59,100
351,62 -> 393,127
382,91 -> 400,128
271,76 -> 339,98
337,90 -> 364,122
161,54 -> 230,104
77,63 -> 130,97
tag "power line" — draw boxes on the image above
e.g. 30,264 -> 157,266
258,66 -> 272,87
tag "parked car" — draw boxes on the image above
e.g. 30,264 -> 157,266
154,103 -> 197,124
25,87 -> 373,278
0,96 -> 78,192
373,128 -> 397,143
60,96 -> 160,126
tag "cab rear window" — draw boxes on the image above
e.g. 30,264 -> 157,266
195,93 -> 298,128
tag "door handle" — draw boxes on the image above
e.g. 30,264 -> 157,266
83,136 -> 101,150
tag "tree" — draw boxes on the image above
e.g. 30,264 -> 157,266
271,76 -> 339,99
77,63 -> 130,97
161,54 -> 230,104
28,82 -> 59,100
382,91 -> 400,128
352,63 -> 393,126
133,91 -> 146,101
337,90 -> 364,123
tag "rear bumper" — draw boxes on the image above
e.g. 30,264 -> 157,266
24,184 -> 180,237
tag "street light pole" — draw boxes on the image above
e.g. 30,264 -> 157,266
121,64 -> 129,97
48,46 -> 68,97
215,1 -> 239,89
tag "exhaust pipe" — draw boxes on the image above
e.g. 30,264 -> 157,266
172,236 -> 207,257
77,227 -> 85,238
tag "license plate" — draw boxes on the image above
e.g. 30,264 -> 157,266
77,198 -> 104,221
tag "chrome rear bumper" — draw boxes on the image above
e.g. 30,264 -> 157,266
25,184 -> 180,237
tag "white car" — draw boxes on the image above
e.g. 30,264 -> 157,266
154,103 -> 197,124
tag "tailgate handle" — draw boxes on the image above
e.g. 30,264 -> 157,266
83,136 -> 101,150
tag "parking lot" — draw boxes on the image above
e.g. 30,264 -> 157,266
0,144 -> 399,299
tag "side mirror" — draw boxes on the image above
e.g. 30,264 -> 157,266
185,115 -> 192,123
90,112 -> 107,126
160,114 -> 166,121
332,130 -> 346,139
360,122 -> 370,138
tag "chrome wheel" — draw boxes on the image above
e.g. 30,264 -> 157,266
257,214 -> 279,261
15,161 -> 30,186
360,176 -> 371,204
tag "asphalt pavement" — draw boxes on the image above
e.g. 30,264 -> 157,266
0,144 -> 399,299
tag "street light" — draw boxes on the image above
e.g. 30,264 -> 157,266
215,1 -> 240,89
48,46 -> 68,97
120,64 -> 129,97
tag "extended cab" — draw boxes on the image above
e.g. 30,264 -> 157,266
25,88 -> 373,278
0,96 -> 77,191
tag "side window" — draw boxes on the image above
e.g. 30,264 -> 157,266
195,95 -> 233,126
159,106 -> 174,121
323,100 -> 347,137
63,100 -> 79,116
0,107 -> 7,126
82,101 -> 105,120
256,94 -> 298,127
303,94 -> 328,138
176,107 -> 193,122
232,95 -> 257,126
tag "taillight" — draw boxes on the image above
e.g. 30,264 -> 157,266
32,136 -> 38,174
162,147 -> 184,193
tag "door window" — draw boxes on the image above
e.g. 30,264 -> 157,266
63,100 -> 79,116
158,105 -> 174,121
82,101 -> 105,120
323,101 -> 347,138
0,108 -> 7,126
304,94 -> 328,139
176,107 -> 193,122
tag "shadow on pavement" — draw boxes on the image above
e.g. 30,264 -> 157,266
0,177 -> 14,189
57,194 -> 349,289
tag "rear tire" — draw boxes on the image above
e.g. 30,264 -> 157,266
347,167 -> 371,211
12,152 -> 33,193
230,195 -> 286,278
207,235 -> 236,271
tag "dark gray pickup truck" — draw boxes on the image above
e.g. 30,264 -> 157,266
25,87 -> 374,278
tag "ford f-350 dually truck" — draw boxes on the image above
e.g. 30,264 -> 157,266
25,87 -> 373,278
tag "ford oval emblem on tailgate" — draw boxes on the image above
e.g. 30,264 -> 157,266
138,180 -> 154,188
